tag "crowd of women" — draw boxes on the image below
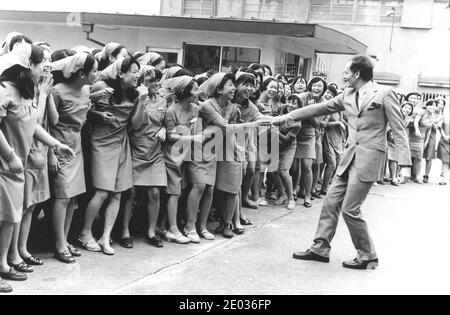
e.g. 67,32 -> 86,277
0,31 -> 448,293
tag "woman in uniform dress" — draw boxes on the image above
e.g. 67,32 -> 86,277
161,75 -> 201,244
409,99 -> 437,183
296,77 -> 326,208
120,66 -> 168,248
78,57 -> 143,256
0,43 -> 73,292
199,73 -> 265,238
9,45 -> 58,270
49,53 -> 98,263
423,98 -> 445,183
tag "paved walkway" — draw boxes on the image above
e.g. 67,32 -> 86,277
9,164 -> 450,295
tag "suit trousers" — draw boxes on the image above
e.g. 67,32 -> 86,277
310,161 -> 377,261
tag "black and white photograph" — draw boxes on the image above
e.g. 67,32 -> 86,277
0,0 -> 449,298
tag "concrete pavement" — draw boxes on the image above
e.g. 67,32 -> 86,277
7,164 -> 450,295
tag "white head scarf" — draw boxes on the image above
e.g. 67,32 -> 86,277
1,32 -> 24,56
0,42 -> 32,75
72,45 -> 91,54
165,75 -> 193,95
97,42 -> 122,61
137,52 -> 163,66
199,72 -> 228,98
51,53 -> 89,78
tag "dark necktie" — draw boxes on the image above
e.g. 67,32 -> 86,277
355,90 -> 360,110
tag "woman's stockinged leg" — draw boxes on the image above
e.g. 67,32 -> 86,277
121,188 -> 136,239
18,205 -> 36,259
80,189 -> 109,240
146,187 -> 161,238
64,198 -> 78,244
292,158 -> 301,195
167,195 -> 181,234
223,192 -> 238,225
280,169 -> 294,201
53,198 -> 70,253
0,222 -> 14,273
301,159 -> 313,202
185,184 -> 206,232
197,185 -> 213,232
100,192 -> 122,243
8,223 -> 21,264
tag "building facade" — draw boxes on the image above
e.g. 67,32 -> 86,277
161,0 -> 450,98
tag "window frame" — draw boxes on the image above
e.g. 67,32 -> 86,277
181,0 -> 217,17
308,0 -> 404,25
242,0 -> 285,20
183,42 -> 262,75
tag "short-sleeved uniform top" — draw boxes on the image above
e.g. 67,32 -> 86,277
129,95 -> 167,187
50,84 -> 91,198
0,82 -> 37,223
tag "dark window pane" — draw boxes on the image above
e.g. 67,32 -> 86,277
184,44 -> 220,75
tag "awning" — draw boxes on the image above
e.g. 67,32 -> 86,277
374,72 -> 401,85
0,10 -> 367,55
418,76 -> 450,88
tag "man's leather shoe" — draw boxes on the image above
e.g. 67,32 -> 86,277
343,258 -> 379,270
292,250 -> 330,263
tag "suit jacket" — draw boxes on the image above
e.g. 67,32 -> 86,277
288,81 -> 411,182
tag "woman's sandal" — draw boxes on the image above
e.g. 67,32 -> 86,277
55,251 -> 75,264
77,236 -> 102,252
0,268 -> 27,281
67,244 -> 82,257
23,256 -> 43,266
240,217 -> 253,226
304,201 -> 312,208
9,261 -> 33,273
199,230 -> 215,240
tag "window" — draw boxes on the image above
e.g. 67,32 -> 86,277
309,0 -> 403,24
184,44 -> 221,75
184,44 -> 261,75
356,0 -> 403,24
310,0 -> 355,22
243,0 -> 284,19
183,0 -> 216,16
221,47 -> 261,72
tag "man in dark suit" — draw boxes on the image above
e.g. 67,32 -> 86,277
272,54 -> 411,270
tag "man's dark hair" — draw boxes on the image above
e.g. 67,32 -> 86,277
349,54 -> 374,82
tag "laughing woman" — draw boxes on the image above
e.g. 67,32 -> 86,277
121,66 -> 168,248
161,75 -> 201,244
49,53 -> 98,263
199,73 -> 265,238
78,57 -> 142,255
296,77 -> 326,208
0,43 -> 73,293
9,45 -> 58,271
